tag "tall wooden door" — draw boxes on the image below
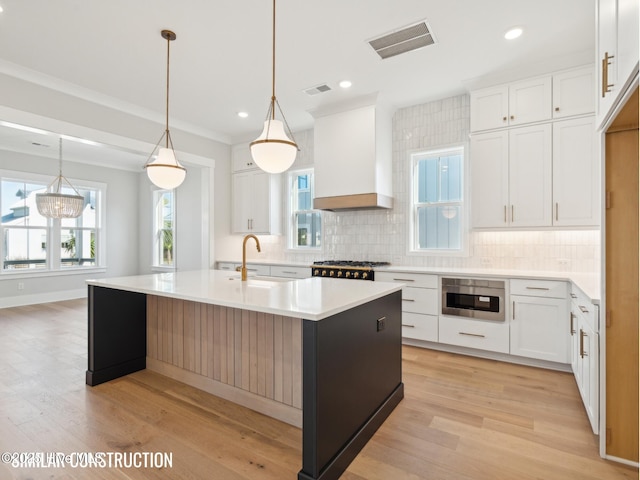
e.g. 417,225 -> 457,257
604,87 -> 639,461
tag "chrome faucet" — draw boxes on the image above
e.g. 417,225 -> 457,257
239,234 -> 261,281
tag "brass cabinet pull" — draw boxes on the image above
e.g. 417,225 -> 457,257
578,305 -> 589,314
580,329 -> 587,358
402,298 -> 416,302
570,313 -> 576,335
602,52 -> 615,97
511,205 -> 514,222
555,202 -> 559,221
459,332 -> 486,338
503,116 -> 507,122
393,278 -> 415,282
526,286 -> 550,291
555,107 -> 560,112
510,115 -> 515,120
504,205 -> 507,223
281,271 -> 298,275
402,324 -> 416,328
512,301 -> 515,320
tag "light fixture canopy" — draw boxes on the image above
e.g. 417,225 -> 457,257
144,29 -> 186,190
36,138 -> 84,219
250,0 -> 298,174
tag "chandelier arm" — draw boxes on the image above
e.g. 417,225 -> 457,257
59,175 -> 83,196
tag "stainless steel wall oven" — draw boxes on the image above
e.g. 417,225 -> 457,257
441,277 -> 505,321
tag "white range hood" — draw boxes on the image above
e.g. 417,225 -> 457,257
311,96 -> 393,211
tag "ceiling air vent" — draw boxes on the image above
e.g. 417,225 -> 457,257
369,21 -> 435,59
304,84 -> 332,96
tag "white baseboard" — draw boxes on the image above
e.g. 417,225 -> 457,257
603,454 -> 639,468
0,289 -> 86,308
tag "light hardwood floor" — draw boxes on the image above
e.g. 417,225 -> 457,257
0,299 -> 636,480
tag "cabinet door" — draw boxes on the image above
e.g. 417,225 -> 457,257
231,143 -> 257,172
578,320 -> 599,434
470,131 -> 509,228
552,117 -> 599,226
553,67 -> 596,118
509,76 -> 552,126
470,86 -> 509,132
511,295 -> 569,363
616,0 -> 639,96
597,0 -> 618,123
249,172 -> 271,233
231,172 -> 253,233
509,124 -> 552,227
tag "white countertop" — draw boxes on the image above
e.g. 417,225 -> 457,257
87,270 -> 402,321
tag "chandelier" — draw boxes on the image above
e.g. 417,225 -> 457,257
144,29 -> 186,190
36,137 -> 84,219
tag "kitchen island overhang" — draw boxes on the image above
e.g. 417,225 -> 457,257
86,270 -> 404,480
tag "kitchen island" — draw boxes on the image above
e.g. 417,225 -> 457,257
86,270 -> 403,480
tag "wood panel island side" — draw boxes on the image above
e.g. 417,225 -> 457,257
86,270 -> 403,480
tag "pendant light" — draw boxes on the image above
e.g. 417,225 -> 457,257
144,29 -> 186,190
36,137 -> 84,219
250,0 -> 298,174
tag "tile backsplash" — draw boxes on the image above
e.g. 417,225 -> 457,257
239,94 -> 600,274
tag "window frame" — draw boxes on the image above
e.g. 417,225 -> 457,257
151,188 -> 177,271
0,169 -> 106,276
286,168 -> 322,251
408,145 -> 468,256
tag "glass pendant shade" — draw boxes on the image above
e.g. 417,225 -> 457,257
36,191 -> 84,218
36,138 -> 84,219
146,147 -> 186,190
250,119 -> 297,174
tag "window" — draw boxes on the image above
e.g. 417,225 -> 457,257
153,190 -> 175,267
1,171 -> 104,272
288,169 -> 321,249
411,146 -> 464,252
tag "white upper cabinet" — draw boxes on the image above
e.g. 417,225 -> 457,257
470,131 -> 509,228
470,86 -> 510,131
470,76 -> 552,132
231,143 -> 257,172
552,117 -> 599,226
231,170 -> 281,234
552,66 -> 596,118
509,76 -> 553,126
597,0 -> 639,127
509,124 -> 553,227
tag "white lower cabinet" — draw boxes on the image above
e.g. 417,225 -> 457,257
510,279 -> 570,363
438,316 -> 510,353
571,286 -> 599,434
376,272 -> 438,342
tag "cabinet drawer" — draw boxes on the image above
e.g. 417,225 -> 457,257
270,265 -> 310,279
217,262 -> 237,271
244,264 -> 271,276
439,316 -> 509,353
376,272 -> 438,289
402,287 -> 438,315
401,313 -> 438,342
510,279 -> 568,298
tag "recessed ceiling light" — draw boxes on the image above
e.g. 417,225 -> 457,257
339,80 -> 352,89
504,27 -> 523,40
0,6 -> 4,13
237,111 -> 249,118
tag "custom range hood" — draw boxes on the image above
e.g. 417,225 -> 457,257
311,94 -> 393,211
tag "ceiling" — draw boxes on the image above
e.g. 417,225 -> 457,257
0,0 -> 595,165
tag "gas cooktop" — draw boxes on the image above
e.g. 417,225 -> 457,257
312,261 -> 391,268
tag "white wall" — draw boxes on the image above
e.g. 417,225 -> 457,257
0,150 -> 139,305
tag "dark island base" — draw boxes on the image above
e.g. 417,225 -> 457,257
86,285 -> 403,480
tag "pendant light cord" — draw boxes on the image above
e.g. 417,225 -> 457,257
271,0 -> 276,120
165,32 -> 171,148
